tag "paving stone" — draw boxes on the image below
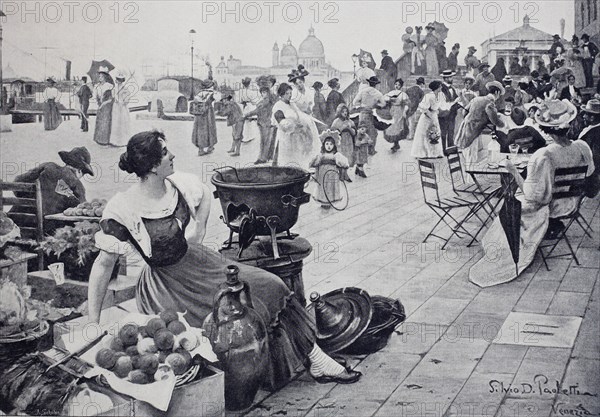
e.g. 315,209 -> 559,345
546,291 -> 590,317
572,317 -> 600,360
447,372 -> 514,417
406,297 -> 471,326
496,398 -> 554,417
559,267 -> 598,293
506,347 -> 571,400
573,248 -> 600,269
452,309 -> 509,341
410,338 -> 489,381
532,260 -> 571,282
374,375 -> 467,417
475,344 -> 528,374
305,352 -> 422,417
390,321 -> 448,356
514,280 -> 561,314
469,291 -> 523,315
551,358 -> 600,417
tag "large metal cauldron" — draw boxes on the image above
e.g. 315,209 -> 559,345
212,166 -> 311,258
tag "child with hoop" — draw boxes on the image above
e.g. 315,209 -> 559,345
309,130 -> 349,209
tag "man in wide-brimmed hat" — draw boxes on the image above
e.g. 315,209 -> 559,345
12,147 -> 93,234
578,99 -> 600,197
472,63 -> 496,96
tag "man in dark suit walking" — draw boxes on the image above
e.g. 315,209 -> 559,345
76,76 -> 93,132
380,50 -> 397,91
581,34 -> 599,88
439,70 -> 459,150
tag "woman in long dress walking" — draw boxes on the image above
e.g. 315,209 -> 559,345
411,80 -> 444,158
423,24 -> 440,78
191,79 -> 219,156
110,72 -> 131,147
384,78 -> 410,153
43,77 -> 62,131
93,68 -> 114,146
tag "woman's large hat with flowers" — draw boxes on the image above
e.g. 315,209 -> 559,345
535,99 -> 577,127
288,65 -> 309,83
319,129 -> 341,144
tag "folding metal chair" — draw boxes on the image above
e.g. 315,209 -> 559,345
418,159 -> 478,250
538,166 -> 588,271
445,146 -> 500,217
0,180 -> 45,270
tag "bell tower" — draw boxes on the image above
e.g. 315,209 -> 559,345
272,42 -> 279,67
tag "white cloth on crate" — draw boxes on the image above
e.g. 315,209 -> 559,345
469,141 -> 595,287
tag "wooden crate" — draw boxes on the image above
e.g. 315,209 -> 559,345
0,252 -> 37,287
27,270 -> 137,310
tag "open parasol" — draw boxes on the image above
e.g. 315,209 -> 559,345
431,21 -> 449,41
86,60 -> 115,84
358,49 -> 376,70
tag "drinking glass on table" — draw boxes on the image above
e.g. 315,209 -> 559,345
509,144 -> 520,156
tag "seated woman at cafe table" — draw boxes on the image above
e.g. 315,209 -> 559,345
87,130 -> 361,388
469,99 -> 594,288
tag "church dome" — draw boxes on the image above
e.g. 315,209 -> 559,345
281,38 -> 298,57
299,27 -> 324,58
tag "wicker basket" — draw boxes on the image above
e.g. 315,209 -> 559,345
0,320 -> 49,366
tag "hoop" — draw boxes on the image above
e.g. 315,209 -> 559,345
322,168 -> 349,211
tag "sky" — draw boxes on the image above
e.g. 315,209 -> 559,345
1,0 -> 576,81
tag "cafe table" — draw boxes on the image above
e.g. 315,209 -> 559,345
464,153 -> 531,246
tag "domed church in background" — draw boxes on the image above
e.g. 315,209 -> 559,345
215,27 -> 353,91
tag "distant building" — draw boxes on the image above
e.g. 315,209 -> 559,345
213,27 -> 353,92
575,0 -> 599,44
481,15 -> 557,74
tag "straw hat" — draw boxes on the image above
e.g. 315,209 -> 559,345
535,99 -> 577,127
581,99 -> 600,114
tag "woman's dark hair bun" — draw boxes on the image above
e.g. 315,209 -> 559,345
118,130 -> 166,178
118,151 -> 133,173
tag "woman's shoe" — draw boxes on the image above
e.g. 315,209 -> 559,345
357,169 -> 367,178
198,150 -> 210,156
231,152 -> 240,157
310,369 -> 362,384
321,204 -> 331,209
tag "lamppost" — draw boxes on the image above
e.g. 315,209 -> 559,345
351,54 -> 359,79
189,29 -> 196,100
0,10 -> 5,113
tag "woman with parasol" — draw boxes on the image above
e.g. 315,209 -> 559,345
469,99 -> 594,287
42,77 -> 62,131
93,67 -> 115,146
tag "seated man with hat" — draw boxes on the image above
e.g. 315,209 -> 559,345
578,99 -> 600,197
12,147 -> 94,235
472,63 -> 496,96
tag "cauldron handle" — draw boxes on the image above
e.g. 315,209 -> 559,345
281,193 -> 311,208
213,166 -> 242,182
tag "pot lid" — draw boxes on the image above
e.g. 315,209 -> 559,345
307,287 -> 373,354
